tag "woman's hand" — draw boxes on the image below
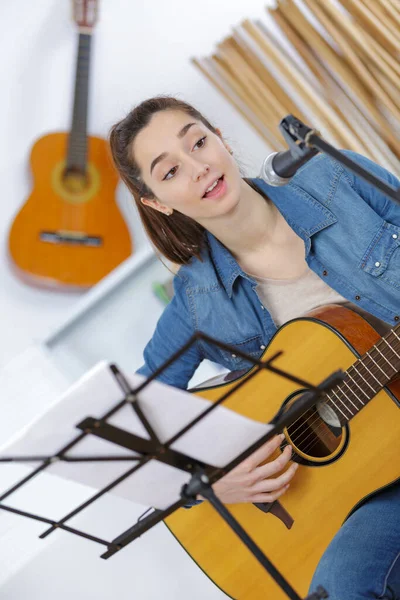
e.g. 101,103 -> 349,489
210,433 -> 299,504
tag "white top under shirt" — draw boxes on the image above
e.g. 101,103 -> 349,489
249,266 -> 390,334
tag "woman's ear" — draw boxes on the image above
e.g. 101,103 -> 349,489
140,197 -> 173,216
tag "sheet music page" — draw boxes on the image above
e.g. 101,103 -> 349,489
0,361 -> 274,510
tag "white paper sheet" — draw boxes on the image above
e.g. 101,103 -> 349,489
0,361 -> 273,510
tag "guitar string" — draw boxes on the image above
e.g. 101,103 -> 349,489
274,332 -> 400,457
298,329 -> 400,436
271,330 -> 400,449
279,336 -> 400,458
297,332 -> 400,455
279,338 -> 400,458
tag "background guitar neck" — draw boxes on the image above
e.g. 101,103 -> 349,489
67,31 -> 92,174
67,0 -> 98,173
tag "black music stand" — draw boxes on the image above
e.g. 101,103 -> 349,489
0,331 -> 343,600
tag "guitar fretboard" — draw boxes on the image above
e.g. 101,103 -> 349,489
324,321 -> 400,424
66,33 -> 91,173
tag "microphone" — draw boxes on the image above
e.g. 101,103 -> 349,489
259,146 -> 319,187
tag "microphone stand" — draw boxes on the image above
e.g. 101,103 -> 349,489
277,115 -> 400,205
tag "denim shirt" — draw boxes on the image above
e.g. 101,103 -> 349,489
137,150 -> 400,389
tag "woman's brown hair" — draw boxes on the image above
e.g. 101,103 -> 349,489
109,96 -> 222,265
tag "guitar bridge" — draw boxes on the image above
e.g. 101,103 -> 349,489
40,230 -> 102,247
253,500 -> 294,529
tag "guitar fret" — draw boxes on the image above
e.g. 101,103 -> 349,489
352,363 -> 379,393
326,390 -> 349,421
381,336 -> 400,359
365,350 -> 390,379
334,383 -> 359,411
374,345 -> 398,374
324,323 -> 400,425
329,389 -> 354,417
67,32 -> 91,172
345,373 -> 368,401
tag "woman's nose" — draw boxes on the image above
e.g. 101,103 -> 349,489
193,163 -> 210,181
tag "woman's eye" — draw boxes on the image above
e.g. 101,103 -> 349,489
163,166 -> 178,181
162,137 -> 206,181
194,136 -> 206,150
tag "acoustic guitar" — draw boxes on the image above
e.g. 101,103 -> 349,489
8,0 -> 132,291
165,304 -> 400,599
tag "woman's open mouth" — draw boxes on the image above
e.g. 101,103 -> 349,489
202,175 -> 227,199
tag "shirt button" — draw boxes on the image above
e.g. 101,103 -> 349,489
231,353 -> 237,358
393,234 -> 398,239
375,261 -> 380,267
355,295 -> 361,300
395,316 -> 399,321
322,270 -> 328,276
260,305 -> 265,310
260,345 -> 266,350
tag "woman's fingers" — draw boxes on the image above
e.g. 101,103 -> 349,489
251,461 -> 299,493
212,434 -> 299,504
243,434 -> 285,471
252,444 -> 294,482
250,483 -> 291,504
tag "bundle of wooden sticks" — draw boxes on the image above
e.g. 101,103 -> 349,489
193,0 -> 400,172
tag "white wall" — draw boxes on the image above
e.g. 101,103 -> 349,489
0,0 -> 277,598
0,0 -> 272,368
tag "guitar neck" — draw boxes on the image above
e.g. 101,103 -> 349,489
328,321 -> 400,426
66,31 -> 92,173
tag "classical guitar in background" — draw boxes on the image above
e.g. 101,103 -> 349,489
8,0 -> 132,291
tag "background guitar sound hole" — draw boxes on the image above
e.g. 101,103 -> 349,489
286,406 -> 343,458
63,167 -> 89,192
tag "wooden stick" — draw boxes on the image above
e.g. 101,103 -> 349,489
191,0 -> 400,169
242,19 -> 364,149
268,6 -> 326,86
256,13 -> 373,154
300,0 -> 400,147
357,0 -> 400,41
276,0 -> 400,158
217,39 -> 286,125
267,6 -> 378,158
375,0 -> 400,27
192,56 -> 282,149
360,27 -> 400,80
230,29 -> 308,121
316,0 -> 400,92
277,1 -> 384,131
339,0 -> 400,54
212,48 -> 286,145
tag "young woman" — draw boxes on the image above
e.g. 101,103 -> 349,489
109,96 -> 400,599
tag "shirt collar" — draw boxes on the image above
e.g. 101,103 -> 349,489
206,177 -> 337,298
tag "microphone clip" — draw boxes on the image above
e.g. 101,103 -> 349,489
279,115 -> 320,158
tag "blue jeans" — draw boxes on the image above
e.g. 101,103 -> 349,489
308,483 -> 400,599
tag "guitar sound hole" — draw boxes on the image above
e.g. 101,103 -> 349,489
286,405 -> 343,459
62,167 -> 89,193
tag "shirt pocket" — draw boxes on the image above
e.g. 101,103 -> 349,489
216,334 -> 265,371
360,219 -> 400,290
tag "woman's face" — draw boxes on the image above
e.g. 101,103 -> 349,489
132,110 -> 242,222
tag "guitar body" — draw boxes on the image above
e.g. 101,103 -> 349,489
8,132 -> 132,290
165,305 -> 400,599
